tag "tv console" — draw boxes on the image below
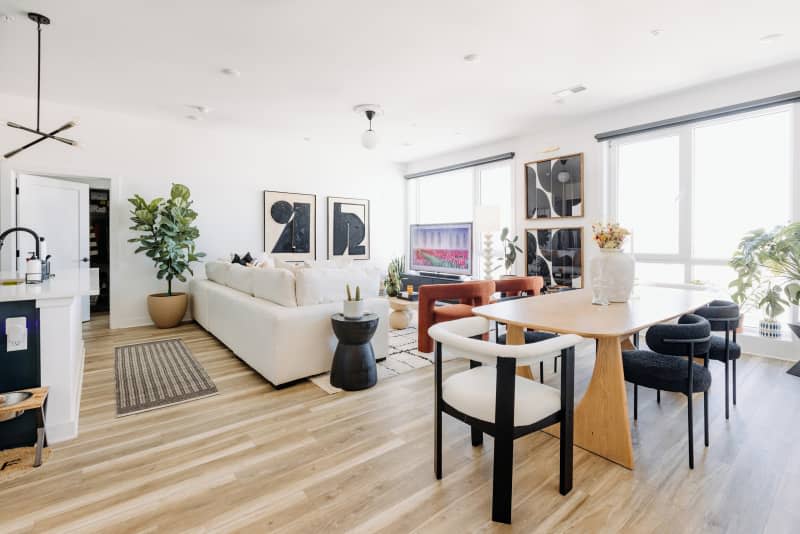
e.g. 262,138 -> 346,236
401,271 -> 468,291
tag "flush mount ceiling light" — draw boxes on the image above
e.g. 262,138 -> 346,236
354,104 -> 382,150
650,29 -> 664,37
463,53 -> 480,63
220,67 -> 241,77
759,33 -> 784,43
4,13 -> 78,159
553,85 -> 587,99
187,104 -> 212,114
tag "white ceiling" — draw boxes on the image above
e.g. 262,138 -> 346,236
0,0 -> 799,162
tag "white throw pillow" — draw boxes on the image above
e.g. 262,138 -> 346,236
227,264 -> 254,295
294,267 -> 379,306
252,267 -> 297,307
254,252 -> 275,269
205,261 -> 231,285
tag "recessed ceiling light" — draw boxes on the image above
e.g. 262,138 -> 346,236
554,99 -> 564,105
220,67 -> 241,77
759,33 -> 784,43
0,14 -> 14,23
186,115 -> 201,121
463,53 -> 480,63
401,142 -> 413,147
650,29 -> 663,37
553,85 -> 587,98
187,105 -> 211,114
303,137 -> 311,142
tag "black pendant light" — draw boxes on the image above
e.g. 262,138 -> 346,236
4,12 -> 77,159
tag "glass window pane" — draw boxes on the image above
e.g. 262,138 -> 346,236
479,164 -> 513,231
692,110 -> 791,260
618,136 -> 680,255
417,169 -> 473,224
636,262 -> 684,285
691,264 -> 737,295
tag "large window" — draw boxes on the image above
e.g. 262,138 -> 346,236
407,161 -> 514,276
609,106 -> 796,325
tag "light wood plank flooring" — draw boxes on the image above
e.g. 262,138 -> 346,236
1,315 -> 798,533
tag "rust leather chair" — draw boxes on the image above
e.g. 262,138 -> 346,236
417,280 -> 495,353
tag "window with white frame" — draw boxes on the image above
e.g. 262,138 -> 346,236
407,161 -> 514,276
608,105 -> 796,326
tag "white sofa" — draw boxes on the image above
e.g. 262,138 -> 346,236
190,261 -> 388,386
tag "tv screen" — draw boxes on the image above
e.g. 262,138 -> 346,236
409,222 -> 473,276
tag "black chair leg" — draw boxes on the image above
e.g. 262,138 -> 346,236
554,356 -> 558,373
733,358 -> 737,405
704,391 -> 709,447
539,361 -> 544,384
559,347 -> 575,496
724,358 -> 730,419
471,426 -> 483,447
657,389 -> 661,404
435,343 -> 443,479
633,384 -> 638,420
687,393 -> 695,469
491,436 -> 514,524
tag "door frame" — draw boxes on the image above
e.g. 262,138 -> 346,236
0,165 -> 119,326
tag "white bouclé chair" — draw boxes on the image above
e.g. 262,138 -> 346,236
428,316 -> 585,524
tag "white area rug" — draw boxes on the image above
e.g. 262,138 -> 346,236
309,325 -> 446,394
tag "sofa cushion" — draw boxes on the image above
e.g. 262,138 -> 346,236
252,267 -> 297,307
294,267 -> 379,306
205,261 -> 231,285
227,264 -> 254,295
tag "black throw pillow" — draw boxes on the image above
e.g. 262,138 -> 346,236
241,252 -> 253,265
231,254 -> 242,265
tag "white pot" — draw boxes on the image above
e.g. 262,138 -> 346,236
591,248 -> 635,303
759,318 -> 781,338
343,300 -> 365,319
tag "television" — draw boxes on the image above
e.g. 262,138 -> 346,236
409,222 -> 473,276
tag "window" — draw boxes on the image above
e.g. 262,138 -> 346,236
407,161 -> 514,276
610,106 -> 796,326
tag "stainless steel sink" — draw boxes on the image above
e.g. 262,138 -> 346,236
0,391 -> 33,422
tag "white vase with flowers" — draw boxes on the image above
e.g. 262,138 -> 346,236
591,223 -> 635,304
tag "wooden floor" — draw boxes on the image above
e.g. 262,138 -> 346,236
1,316 -> 799,533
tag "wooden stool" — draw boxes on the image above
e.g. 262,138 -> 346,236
0,387 -> 48,467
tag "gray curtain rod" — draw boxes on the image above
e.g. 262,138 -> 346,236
595,90 -> 800,142
404,152 -> 515,180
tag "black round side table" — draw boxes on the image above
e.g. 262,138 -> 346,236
330,312 -> 379,391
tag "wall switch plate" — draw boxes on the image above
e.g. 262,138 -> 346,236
6,317 -> 27,351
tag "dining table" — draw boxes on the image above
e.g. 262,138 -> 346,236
472,286 -> 715,469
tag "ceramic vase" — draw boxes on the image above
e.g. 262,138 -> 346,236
759,318 -> 781,338
591,248 -> 635,303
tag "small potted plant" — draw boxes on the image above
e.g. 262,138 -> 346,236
343,284 -> 364,319
757,283 -> 788,337
495,227 -> 523,277
129,183 -> 205,328
384,256 -> 405,297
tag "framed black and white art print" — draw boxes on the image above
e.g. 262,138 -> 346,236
525,227 -> 583,288
264,191 -> 316,262
525,153 -> 584,218
327,196 -> 370,260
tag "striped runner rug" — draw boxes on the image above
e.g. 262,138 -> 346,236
114,338 -> 218,417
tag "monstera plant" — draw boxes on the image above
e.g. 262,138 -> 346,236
129,183 -> 205,328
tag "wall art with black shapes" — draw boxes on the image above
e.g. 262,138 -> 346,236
327,197 -> 370,260
525,227 -> 583,288
264,191 -> 316,262
525,153 -> 584,218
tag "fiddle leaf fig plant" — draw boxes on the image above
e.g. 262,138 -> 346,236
494,227 -> 523,275
128,183 -> 205,296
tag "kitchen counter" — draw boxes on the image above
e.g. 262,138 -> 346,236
0,268 -> 98,302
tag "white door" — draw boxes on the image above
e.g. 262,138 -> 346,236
17,174 -> 91,321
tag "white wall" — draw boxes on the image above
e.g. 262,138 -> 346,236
0,93 -> 406,328
406,61 -> 800,282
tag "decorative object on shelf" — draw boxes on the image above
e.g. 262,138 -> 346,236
354,104 -> 382,150
474,205 -> 501,279
128,183 -> 205,328
327,197 -> 369,260
4,13 -> 78,159
525,227 -> 583,289
330,312 -> 379,390
264,190 -> 316,262
525,153 -> 583,218
495,227 -> 523,276
589,222 -> 634,304
730,222 -> 800,337
343,284 -> 365,319
384,256 -> 405,297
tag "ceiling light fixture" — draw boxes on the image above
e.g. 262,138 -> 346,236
759,33 -> 784,43
650,29 -> 663,37
354,104 -> 382,150
188,105 -> 212,114
4,13 -> 77,159
220,67 -> 241,77
186,115 -> 201,121
463,53 -> 480,63
553,85 -> 587,99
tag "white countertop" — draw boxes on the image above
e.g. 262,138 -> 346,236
0,268 -> 99,302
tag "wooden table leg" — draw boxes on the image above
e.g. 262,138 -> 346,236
506,324 -> 537,381
544,336 -> 635,469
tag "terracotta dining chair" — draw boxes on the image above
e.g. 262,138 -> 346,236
417,280 -> 495,353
